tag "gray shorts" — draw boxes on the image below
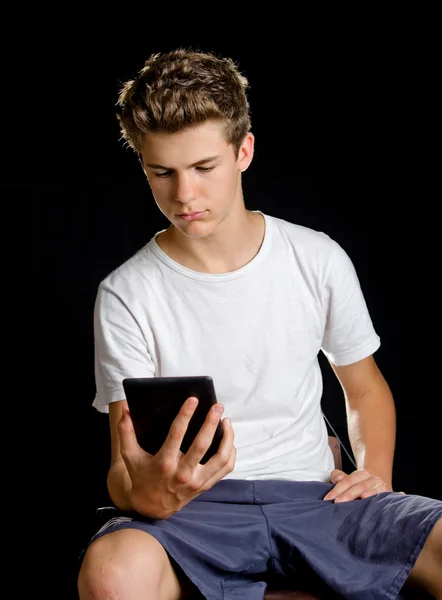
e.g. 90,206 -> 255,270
83,479 -> 442,600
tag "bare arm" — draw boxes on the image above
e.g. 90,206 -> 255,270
323,355 -> 399,502
107,400 -> 133,510
330,354 -> 396,487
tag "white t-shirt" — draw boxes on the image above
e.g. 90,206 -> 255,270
93,211 -> 380,482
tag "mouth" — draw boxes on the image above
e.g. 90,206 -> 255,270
177,211 -> 206,221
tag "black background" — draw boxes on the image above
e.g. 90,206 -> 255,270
3,19 -> 439,598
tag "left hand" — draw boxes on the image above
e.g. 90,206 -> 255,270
323,468 -> 403,502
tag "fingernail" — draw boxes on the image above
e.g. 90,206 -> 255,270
188,397 -> 198,407
215,404 -> 224,414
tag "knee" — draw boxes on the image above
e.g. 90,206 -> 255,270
78,536 -> 127,599
77,531 -> 169,600
407,516 -> 442,598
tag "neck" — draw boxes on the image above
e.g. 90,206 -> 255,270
161,209 -> 265,274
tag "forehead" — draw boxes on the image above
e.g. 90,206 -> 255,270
140,120 -> 231,167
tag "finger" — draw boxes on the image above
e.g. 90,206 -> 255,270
359,481 -> 391,499
161,396 -> 199,458
200,417 -> 236,485
171,418 -> 234,494
183,402 -> 225,468
323,469 -> 347,500
324,468 -> 378,501
118,404 -> 146,470
335,477 -> 389,502
204,444 -> 237,490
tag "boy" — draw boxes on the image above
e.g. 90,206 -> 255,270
78,48 -> 442,599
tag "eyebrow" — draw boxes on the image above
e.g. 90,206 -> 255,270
145,155 -> 222,170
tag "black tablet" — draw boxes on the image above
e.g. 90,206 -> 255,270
122,375 -> 224,464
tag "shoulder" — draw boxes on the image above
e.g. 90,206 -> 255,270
267,213 -> 347,268
269,213 -> 335,247
97,240 -> 159,296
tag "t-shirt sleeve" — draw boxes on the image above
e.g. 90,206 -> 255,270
321,241 -> 380,366
92,283 -> 155,413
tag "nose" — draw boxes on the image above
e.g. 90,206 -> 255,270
175,172 -> 197,204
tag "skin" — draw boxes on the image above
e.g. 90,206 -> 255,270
141,119 -> 259,274
78,120 -> 442,599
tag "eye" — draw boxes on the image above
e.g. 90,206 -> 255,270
154,166 -> 215,178
196,166 -> 215,172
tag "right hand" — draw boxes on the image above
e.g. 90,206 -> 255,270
118,396 -> 236,519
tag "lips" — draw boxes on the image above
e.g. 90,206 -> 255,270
177,211 -> 206,221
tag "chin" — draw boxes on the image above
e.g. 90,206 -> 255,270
179,229 -> 212,240
176,221 -> 213,237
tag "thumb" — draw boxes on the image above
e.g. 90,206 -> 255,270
330,469 -> 347,484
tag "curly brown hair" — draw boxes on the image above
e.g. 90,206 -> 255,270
116,48 -> 251,159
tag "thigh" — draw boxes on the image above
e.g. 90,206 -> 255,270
81,486 -> 271,600
260,482 -> 442,600
78,528 -> 196,600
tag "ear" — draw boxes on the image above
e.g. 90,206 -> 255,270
238,132 -> 254,172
